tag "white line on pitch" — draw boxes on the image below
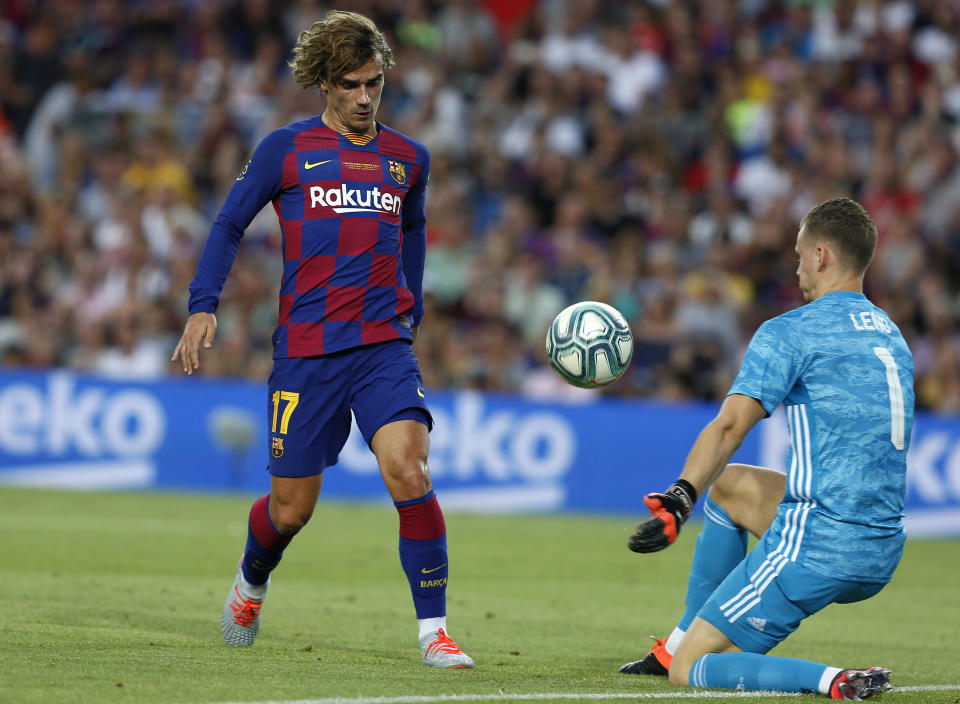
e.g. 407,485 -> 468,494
203,695 -> 800,704
202,684 -> 960,704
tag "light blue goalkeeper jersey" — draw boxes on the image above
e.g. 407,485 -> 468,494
729,291 -> 914,583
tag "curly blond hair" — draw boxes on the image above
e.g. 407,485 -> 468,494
288,10 -> 396,90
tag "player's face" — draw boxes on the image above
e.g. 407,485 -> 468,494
795,227 -> 817,302
321,59 -> 384,136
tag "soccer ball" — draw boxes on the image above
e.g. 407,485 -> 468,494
545,301 -> 633,388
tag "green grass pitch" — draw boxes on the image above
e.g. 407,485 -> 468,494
0,487 -> 957,704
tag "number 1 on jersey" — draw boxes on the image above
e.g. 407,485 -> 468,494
271,390 -> 300,435
873,347 -> 905,450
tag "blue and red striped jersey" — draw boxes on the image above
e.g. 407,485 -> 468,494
188,115 -> 430,358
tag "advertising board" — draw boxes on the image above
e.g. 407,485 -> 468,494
1,370 -> 957,535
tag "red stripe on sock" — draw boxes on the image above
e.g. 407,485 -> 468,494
397,494 -> 446,540
249,495 -> 293,550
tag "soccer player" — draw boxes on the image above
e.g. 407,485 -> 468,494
171,10 -> 474,669
620,198 -> 913,700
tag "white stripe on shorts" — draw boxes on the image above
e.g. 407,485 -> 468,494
719,405 -> 816,624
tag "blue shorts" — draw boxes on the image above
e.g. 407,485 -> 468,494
266,340 -> 432,477
698,536 -> 887,653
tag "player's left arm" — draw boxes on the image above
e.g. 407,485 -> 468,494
400,147 -> 430,331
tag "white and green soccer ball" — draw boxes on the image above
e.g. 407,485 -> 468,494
545,301 -> 634,388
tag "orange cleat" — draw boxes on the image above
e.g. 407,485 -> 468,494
619,635 -> 671,676
221,569 -> 266,647
420,628 -> 475,669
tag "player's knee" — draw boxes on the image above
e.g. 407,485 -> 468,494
378,443 -> 430,496
707,468 -> 736,510
272,502 -> 314,534
389,460 -> 429,497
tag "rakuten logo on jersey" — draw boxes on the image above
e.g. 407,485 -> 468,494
309,184 -> 403,215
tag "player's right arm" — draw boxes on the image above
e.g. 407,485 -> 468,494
629,317 -> 800,553
674,393 -> 769,496
628,394 -> 767,553
173,128 -> 289,374
171,312 -> 217,375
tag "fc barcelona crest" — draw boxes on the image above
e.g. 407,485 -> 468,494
271,436 -> 284,459
388,160 -> 406,185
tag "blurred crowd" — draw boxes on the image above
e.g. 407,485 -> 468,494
1,0 -> 959,413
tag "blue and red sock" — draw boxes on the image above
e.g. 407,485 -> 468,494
241,495 -> 296,586
396,489 -> 447,619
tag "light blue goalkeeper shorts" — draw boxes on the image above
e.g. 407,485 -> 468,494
697,535 -> 888,653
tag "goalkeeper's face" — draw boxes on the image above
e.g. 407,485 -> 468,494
321,59 -> 384,136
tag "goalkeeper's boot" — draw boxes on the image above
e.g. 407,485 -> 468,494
618,636 -> 670,676
221,567 -> 268,647
829,667 -> 892,700
420,628 -> 475,669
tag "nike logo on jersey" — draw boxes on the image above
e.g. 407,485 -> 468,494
417,388 -> 425,398
421,563 -> 447,574
304,159 -> 333,169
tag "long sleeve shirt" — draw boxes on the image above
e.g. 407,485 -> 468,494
188,116 -> 430,358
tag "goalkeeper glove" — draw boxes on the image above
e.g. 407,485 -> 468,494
628,479 -> 698,554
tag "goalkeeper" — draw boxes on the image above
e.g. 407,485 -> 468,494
621,198 -> 913,701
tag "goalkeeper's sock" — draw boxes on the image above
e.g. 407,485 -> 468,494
241,495 -> 296,586
688,652 -> 832,694
677,497 -> 748,631
396,489 -> 447,619
663,626 -> 686,656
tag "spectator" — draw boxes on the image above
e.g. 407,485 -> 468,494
0,0 -> 957,415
